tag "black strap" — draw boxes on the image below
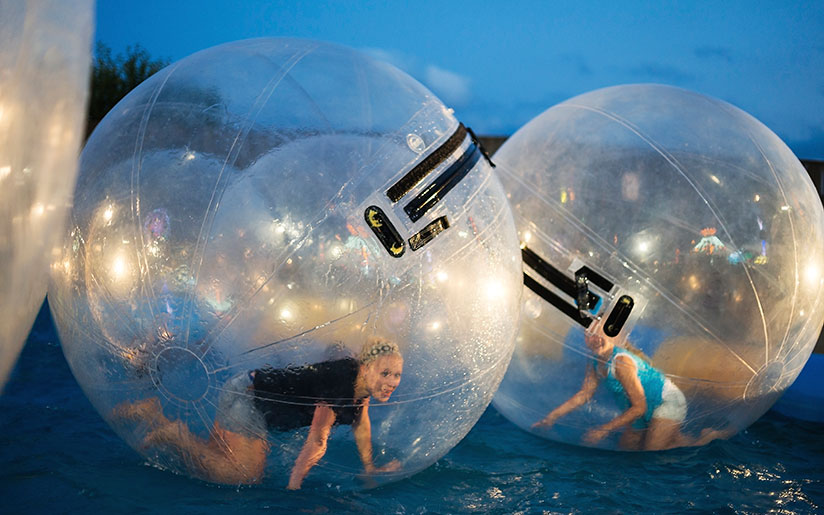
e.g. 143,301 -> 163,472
408,216 -> 450,251
386,123 -> 468,203
372,122 -> 486,256
521,245 -> 602,325
522,246 -> 635,335
524,273 -> 593,328
403,143 -> 481,222
575,265 -> 614,293
522,247 -> 601,309
465,125 -> 495,168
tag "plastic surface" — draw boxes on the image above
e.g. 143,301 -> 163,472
48,38 -> 521,488
492,84 -> 824,450
0,0 -> 92,390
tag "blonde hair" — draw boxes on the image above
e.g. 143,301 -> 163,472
590,320 -> 653,364
359,336 -> 401,364
618,339 -> 654,365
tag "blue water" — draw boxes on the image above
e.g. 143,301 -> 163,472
2,303 -> 823,514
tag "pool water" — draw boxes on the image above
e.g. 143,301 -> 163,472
2,303 -> 822,513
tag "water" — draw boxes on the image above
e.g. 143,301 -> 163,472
2,303 -> 822,514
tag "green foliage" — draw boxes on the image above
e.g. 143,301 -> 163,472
87,42 -> 168,136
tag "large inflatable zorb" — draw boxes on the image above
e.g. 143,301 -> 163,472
492,84 -> 824,450
48,38 -> 522,489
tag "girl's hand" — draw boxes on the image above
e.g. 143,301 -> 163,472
583,427 -> 609,445
375,459 -> 401,473
359,459 -> 402,488
532,413 -> 558,429
363,459 -> 401,475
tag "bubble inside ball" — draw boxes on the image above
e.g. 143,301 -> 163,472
492,84 -> 824,449
48,38 -> 521,487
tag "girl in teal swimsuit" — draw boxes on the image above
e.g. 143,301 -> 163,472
533,321 -> 728,450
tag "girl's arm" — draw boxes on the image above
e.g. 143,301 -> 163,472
533,366 -> 600,428
352,399 -> 400,475
352,398 -> 375,472
288,404 -> 336,490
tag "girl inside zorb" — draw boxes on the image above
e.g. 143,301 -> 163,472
533,319 -> 731,450
49,38 -> 522,491
116,337 -> 403,489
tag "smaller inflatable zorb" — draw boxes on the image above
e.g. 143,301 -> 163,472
492,84 -> 824,451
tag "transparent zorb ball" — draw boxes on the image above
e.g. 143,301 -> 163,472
0,0 -> 92,390
492,84 -> 824,450
48,38 -> 521,488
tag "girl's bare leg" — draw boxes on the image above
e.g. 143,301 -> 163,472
112,397 -> 167,425
618,428 -> 644,450
643,417 -> 684,450
644,417 -> 735,450
694,426 -> 734,446
114,397 -> 267,484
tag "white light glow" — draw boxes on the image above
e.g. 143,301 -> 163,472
48,122 -> 62,146
31,203 -> 45,217
0,165 -> 10,180
803,263 -> 821,284
103,206 -> 114,221
111,255 -> 128,280
436,270 -> 449,283
484,278 -> 507,301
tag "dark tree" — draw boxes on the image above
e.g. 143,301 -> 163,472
87,42 -> 168,136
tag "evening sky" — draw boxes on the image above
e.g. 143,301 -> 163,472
95,1 -> 823,159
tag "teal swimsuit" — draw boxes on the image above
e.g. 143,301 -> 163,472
596,347 -> 665,428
